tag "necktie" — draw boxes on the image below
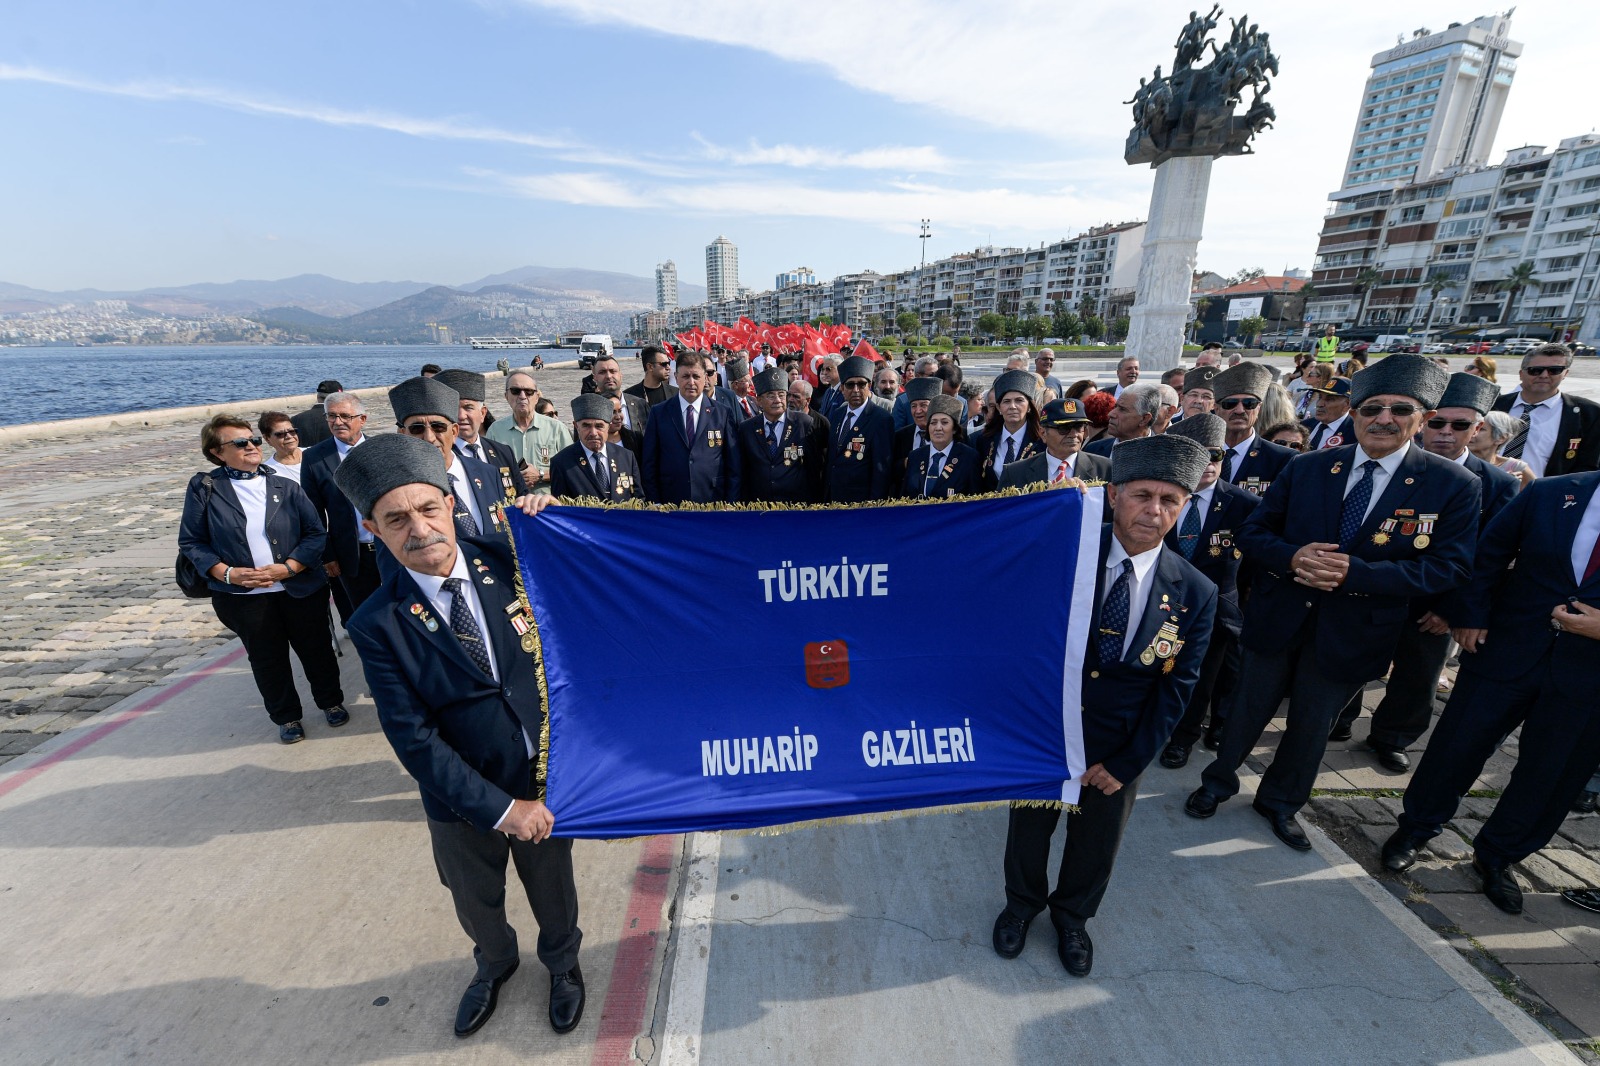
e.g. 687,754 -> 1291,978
452,475 -> 479,537
1309,423 -> 1326,450
1096,559 -> 1134,665
1583,531 -> 1600,584
1220,448 -> 1235,484
767,421 -> 780,459
924,452 -> 945,497
685,402 -> 697,444
1051,458 -> 1070,483
741,397 -> 752,418
1178,498 -> 1203,559
1338,459 -> 1382,547
1003,437 -> 1017,468
592,450 -> 609,493
443,577 -> 494,678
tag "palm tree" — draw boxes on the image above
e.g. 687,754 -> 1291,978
1351,267 -> 1382,327
1421,271 -> 1455,332
1496,261 -> 1538,330
1190,297 -> 1212,342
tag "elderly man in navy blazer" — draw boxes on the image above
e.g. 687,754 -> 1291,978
299,390 -> 383,616
826,354 -> 895,503
1383,469 -> 1600,914
1302,377 -> 1356,451
736,367 -> 828,503
1211,362 -> 1297,496
1186,355 -> 1481,850
550,394 -> 642,502
390,376 -> 511,543
995,434 -> 1217,978
338,434 -> 586,1038
642,349 -> 742,504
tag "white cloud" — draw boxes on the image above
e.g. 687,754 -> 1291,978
691,133 -> 956,172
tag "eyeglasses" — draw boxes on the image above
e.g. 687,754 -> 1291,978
507,387 -> 539,397
1524,365 -> 1567,376
1356,403 -> 1421,418
1272,439 -> 1307,451
842,380 -> 870,390
327,412 -> 365,422
404,420 -> 454,437
1217,397 -> 1261,411
221,436 -> 263,449
1426,418 -> 1477,431
269,428 -> 298,439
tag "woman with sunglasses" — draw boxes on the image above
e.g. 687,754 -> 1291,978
179,414 -> 347,744
1261,421 -> 1309,452
258,410 -> 304,483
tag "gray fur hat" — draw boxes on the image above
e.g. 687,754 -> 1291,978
726,355 -> 750,380
1182,366 -> 1219,395
1210,361 -> 1272,402
992,369 -> 1041,407
1166,412 -> 1226,451
753,366 -> 788,395
905,376 -> 943,402
433,368 -> 486,403
389,376 -> 461,422
927,394 -> 964,425
1350,354 -> 1449,409
1109,434 -> 1210,493
333,433 -> 452,518
838,355 -> 875,384
1433,371 -> 1498,416
572,394 -> 613,423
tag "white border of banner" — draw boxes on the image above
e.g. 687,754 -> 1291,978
1058,487 -> 1101,806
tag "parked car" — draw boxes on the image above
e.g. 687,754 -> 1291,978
1422,343 -> 1452,354
1222,339 -> 1246,349
1460,341 -> 1493,354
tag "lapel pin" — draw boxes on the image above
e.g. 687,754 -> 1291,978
1404,477 -> 1415,485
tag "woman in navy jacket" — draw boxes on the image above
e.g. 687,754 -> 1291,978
179,414 -> 348,743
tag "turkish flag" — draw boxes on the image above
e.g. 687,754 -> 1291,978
853,339 -> 882,363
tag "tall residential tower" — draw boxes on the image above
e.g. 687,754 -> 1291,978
655,260 -> 679,311
706,236 -> 739,303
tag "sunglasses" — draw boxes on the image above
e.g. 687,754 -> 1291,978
269,428 -> 298,439
1217,397 -> 1261,411
1207,448 -> 1227,462
842,380 -> 870,390
1426,418 -> 1477,431
651,361 -> 670,369
1356,402 -> 1421,418
1524,365 -> 1567,376
404,420 -> 454,437
221,436 -> 263,449
1272,439 -> 1307,451
508,387 -> 539,397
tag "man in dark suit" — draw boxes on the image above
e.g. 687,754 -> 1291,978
736,367 -> 827,503
1493,342 -> 1600,476
1302,377 -> 1355,450
1211,361 -> 1297,496
1382,470 -> 1600,915
904,395 -> 983,497
1000,397 -> 1111,488
550,394 -> 642,503
337,434 -> 585,1037
971,369 -> 1046,492
587,353 -> 650,435
1186,356 -> 1481,849
826,355 -> 895,503
642,349 -> 741,504
995,435 -> 1217,977
290,378 -> 341,448
722,356 -> 761,422
1332,372 -> 1520,770
435,369 -> 529,499
390,377 -> 510,543
1083,383 -> 1161,458
1157,413 -> 1261,767
891,377 -> 944,486
815,355 -> 845,423
299,390 -> 382,617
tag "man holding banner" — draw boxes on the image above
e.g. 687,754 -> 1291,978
995,435 -> 1217,978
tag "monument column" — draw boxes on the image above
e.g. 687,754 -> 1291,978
1124,156 -> 1213,367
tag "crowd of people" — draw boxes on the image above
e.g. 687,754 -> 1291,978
175,336 -> 1600,1034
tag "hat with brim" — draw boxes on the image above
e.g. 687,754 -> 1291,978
1309,378 -> 1352,398
433,369 -> 486,403
1210,361 -> 1272,402
572,394 -> 613,423
1041,397 -> 1091,427
838,355 -> 875,384
1350,354 -> 1449,409
1109,434 -> 1210,493
754,367 -> 788,395
905,377 -> 942,402
1435,372 -> 1499,416
1165,412 -> 1226,451
927,395 -> 963,425
992,370 -> 1041,407
389,376 -> 461,422
333,433 -> 453,519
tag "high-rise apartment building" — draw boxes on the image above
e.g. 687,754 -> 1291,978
775,267 -> 817,290
705,236 -> 739,302
1337,14 -> 1521,197
655,260 -> 678,311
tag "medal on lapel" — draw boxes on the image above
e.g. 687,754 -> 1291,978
1568,437 -> 1582,460
410,602 -> 439,632
1414,514 -> 1436,550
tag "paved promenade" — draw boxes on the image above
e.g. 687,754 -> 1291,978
1,352 -> 1598,1062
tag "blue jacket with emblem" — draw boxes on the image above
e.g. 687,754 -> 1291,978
642,396 -> 743,504
1162,478 -> 1260,636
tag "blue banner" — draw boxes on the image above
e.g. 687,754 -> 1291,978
506,489 -> 1104,838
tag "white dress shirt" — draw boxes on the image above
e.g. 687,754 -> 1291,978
677,395 -> 705,430
1223,432 -> 1257,478
456,438 -> 491,465
445,455 -> 485,533
993,427 -> 1027,478
1103,536 -> 1163,657
334,435 -> 374,543
1512,390 -> 1561,477
923,446 -> 952,495
762,415 -> 786,446
1343,441 -> 1410,525
231,476 -> 283,595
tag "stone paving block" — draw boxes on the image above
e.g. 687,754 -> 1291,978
1430,892 -> 1588,965
1541,848 -> 1600,887
1306,798 -> 1358,827
1462,796 -> 1502,818
1343,796 -> 1394,825
1518,852 -> 1586,893
1409,860 -> 1479,894
1557,817 -> 1600,849
1504,963 -> 1600,1038
1426,830 -> 1474,862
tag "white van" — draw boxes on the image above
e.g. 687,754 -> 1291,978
577,334 -> 614,369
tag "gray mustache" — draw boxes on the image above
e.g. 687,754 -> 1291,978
403,532 -> 448,552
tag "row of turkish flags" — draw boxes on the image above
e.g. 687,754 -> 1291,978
671,318 -> 881,387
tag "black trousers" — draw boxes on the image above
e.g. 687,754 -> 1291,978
428,817 -> 582,979
210,590 -> 344,725
1201,640 -> 1363,815
339,543 -> 382,612
1398,661 -> 1600,864
1168,626 -> 1238,749
1332,623 -> 1450,749
1002,778 -> 1141,930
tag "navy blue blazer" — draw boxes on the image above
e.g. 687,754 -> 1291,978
450,453 -> 513,539
1163,479 -> 1260,636
1462,452 -> 1518,527
902,443 -> 982,498
549,441 -> 643,503
1084,525 -> 1218,784
178,468 -> 328,598
299,437 -> 367,575
1082,436 -> 1117,458
642,396 -> 742,504
997,450 -> 1112,489
970,426 -> 1045,493
1303,414 -> 1355,450
1443,471 -> 1600,691
1237,443 -> 1481,682
826,401 -> 895,504
348,536 -> 544,831
736,411 -> 828,503
456,437 -> 529,498
1227,435 -> 1297,496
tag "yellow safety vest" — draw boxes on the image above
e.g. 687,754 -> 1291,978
1315,335 -> 1340,362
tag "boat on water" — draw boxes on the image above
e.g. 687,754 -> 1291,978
468,336 -> 555,350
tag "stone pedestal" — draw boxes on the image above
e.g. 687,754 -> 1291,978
1124,155 -> 1213,368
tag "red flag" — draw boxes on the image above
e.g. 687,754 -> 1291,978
853,339 -> 882,363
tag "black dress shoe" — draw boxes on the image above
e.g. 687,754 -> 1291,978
1380,828 -> 1426,872
1159,743 -> 1191,770
1056,926 -> 1093,977
1201,732 -> 1221,752
1327,723 -> 1353,742
455,960 -> 518,1038
1366,741 -> 1410,773
1253,800 -> 1311,851
1473,855 -> 1523,915
323,704 -> 350,728
549,964 -> 585,1034
1573,790 -> 1598,814
1184,788 -> 1222,819
992,909 -> 1030,959
278,721 -> 305,744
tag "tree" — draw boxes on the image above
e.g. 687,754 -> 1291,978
1190,296 -> 1212,342
1002,315 -> 1021,341
866,313 -> 885,336
1351,267 -> 1382,327
895,310 -> 920,336
1238,314 -> 1267,343
1022,299 -> 1040,319
1420,271 -> 1454,331
1026,316 -> 1049,345
976,311 -> 1004,341
933,311 -> 952,336
1076,293 -> 1098,321
1111,315 -> 1131,342
1496,262 -> 1538,328
1084,315 -> 1106,340
1052,306 -> 1081,343
1225,267 -> 1266,286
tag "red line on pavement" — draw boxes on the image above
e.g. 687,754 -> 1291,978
0,646 -> 247,801
590,833 -> 679,1066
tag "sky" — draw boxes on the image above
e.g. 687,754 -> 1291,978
3,0 -> 1595,296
